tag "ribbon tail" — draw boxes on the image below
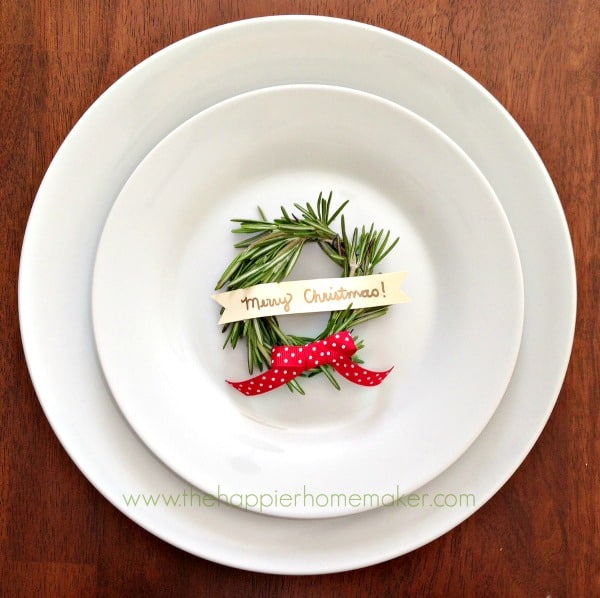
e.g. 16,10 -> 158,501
227,365 -> 302,396
329,352 -> 393,387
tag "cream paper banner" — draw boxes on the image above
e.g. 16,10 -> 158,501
212,272 -> 410,325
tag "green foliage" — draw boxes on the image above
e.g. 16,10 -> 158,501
215,192 -> 399,393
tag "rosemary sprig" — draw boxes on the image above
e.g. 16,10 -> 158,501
216,192 -> 398,393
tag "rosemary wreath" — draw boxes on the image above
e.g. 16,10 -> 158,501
215,192 -> 399,394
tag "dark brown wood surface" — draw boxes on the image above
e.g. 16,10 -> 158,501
1,1 -> 598,596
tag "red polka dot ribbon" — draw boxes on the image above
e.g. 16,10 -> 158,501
227,331 -> 393,396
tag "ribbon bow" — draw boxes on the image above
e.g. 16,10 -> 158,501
227,331 -> 393,396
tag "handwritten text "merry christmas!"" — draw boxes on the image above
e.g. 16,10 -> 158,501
212,272 -> 410,324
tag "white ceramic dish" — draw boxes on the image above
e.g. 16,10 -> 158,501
19,17 -> 575,573
92,84 -> 523,518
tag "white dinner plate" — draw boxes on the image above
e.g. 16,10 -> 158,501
92,84 -> 523,518
19,16 -> 575,572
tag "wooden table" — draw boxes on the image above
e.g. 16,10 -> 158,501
2,1 -> 597,595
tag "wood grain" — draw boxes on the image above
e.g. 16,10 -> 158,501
1,1 -> 598,595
